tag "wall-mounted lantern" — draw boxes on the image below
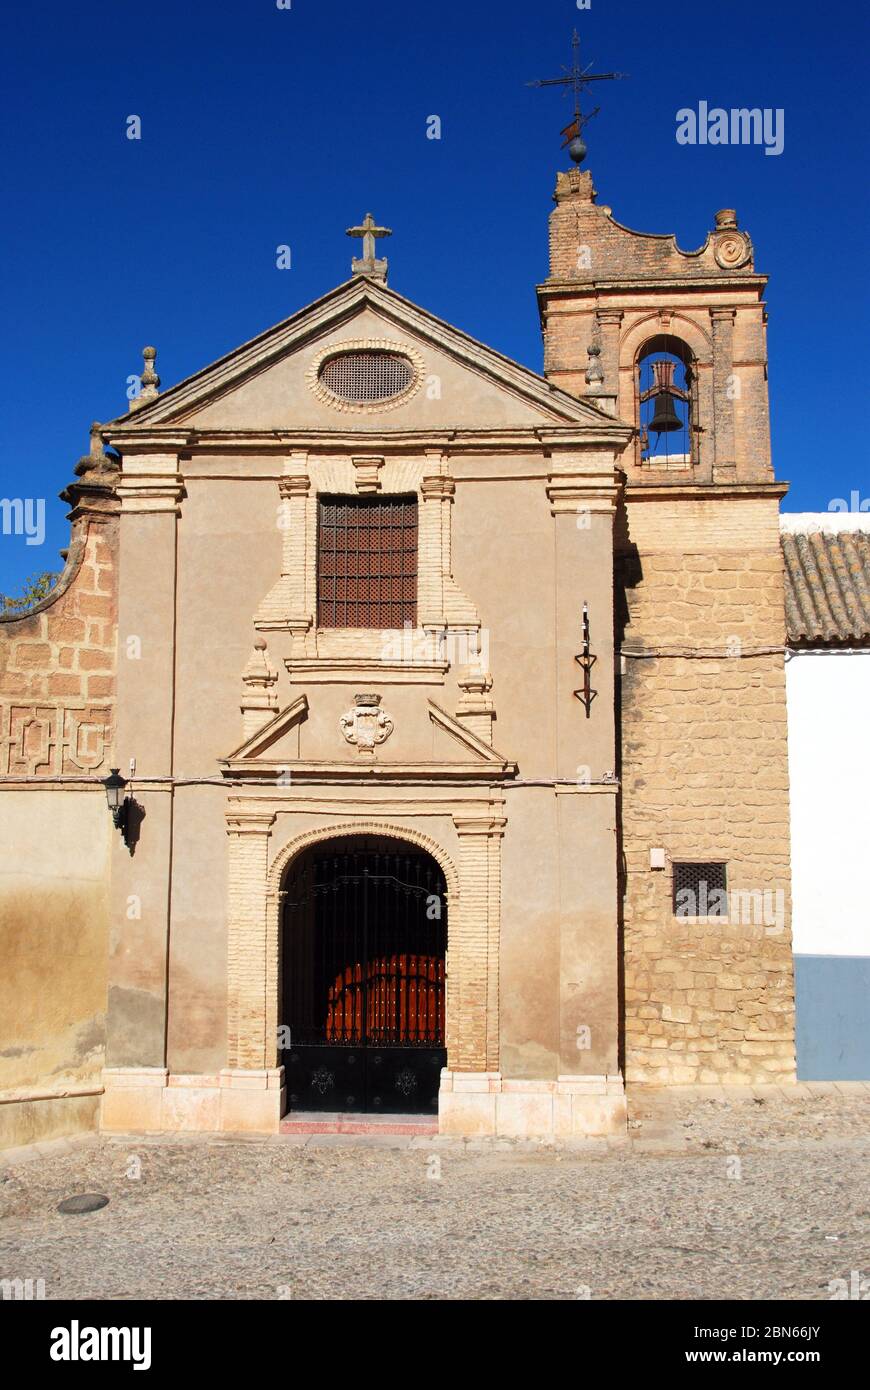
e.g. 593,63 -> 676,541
102,768 -> 130,840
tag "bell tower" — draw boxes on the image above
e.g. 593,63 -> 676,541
537,167 -> 772,485
530,52 -> 795,1093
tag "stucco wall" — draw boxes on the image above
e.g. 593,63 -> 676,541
143,454 -> 622,1081
0,497 -> 117,1147
0,791 -> 110,1145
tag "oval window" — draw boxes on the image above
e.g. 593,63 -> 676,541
318,350 -> 415,404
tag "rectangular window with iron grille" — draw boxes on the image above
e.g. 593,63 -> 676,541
317,495 -> 418,630
672,861 -> 728,917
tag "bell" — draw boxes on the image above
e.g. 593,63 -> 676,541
648,391 -> 683,434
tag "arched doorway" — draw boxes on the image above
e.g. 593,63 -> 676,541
280,835 -> 447,1114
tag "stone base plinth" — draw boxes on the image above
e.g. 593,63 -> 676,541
438,1071 -> 627,1139
100,1067 -> 285,1134
0,1090 -> 102,1152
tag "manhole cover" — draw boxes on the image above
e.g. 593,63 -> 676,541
57,1193 -> 109,1215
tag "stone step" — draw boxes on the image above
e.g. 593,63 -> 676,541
279,1112 -> 438,1137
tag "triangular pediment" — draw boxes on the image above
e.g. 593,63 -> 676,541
427,701 -> 507,764
106,276 -> 624,435
219,692 -> 516,781
223,695 -> 308,764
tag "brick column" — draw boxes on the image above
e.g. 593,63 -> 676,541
226,809 -> 276,1069
255,453 -> 312,652
419,472 -> 452,632
451,814 -> 505,1072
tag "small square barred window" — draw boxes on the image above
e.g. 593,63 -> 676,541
672,861 -> 728,916
317,495 -> 418,630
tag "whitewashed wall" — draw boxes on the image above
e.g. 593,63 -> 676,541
787,648 -> 870,956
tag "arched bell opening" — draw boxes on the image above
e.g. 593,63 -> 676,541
635,335 -> 697,467
280,835 -> 448,1115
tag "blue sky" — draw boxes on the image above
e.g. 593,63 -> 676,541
1,0 -> 867,593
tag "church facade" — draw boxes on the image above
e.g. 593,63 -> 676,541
0,168 -> 796,1147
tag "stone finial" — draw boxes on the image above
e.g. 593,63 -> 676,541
585,342 -> 604,387
554,167 -> 597,205
714,209 -> 738,229
240,636 -> 279,738
128,346 -> 161,413
73,421 -> 119,478
140,346 -> 160,399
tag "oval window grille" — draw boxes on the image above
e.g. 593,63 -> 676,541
319,350 -> 414,404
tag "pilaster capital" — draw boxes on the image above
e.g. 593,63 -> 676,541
115,477 -> 186,515
453,813 -> 507,838
710,307 -> 737,324
421,475 -> 456,502
278,474 -> 311,500
545,460 -> 621,516
112,448 -> 187,514
596,309 -> 624,327
226,810 -> 276,837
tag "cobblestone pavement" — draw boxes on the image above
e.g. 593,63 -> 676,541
1,1086 -> 867,1301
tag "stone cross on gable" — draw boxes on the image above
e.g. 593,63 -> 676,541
346,211 -> 392,283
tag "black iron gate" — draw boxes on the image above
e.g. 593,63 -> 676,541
281,839 -> 447,1114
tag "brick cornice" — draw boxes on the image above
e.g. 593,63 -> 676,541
538,274 -> 768,297
624,481 -> 788,502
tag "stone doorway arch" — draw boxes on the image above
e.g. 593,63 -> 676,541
225,807 -> 503,1105
279,834 -> 448,1114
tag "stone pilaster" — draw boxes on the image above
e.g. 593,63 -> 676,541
711,308 -> 737,479
549,457 -> 622,1079
105,449 -> 185,1070
595,309 -> 623,414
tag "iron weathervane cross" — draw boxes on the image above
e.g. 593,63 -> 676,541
527,29 -> 628,165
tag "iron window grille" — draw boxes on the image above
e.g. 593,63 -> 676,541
317,495 -> 418,630
319,351 -> 414,404
672,861 -> 728,917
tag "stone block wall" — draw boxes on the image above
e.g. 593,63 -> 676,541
618,492 -> 795,1085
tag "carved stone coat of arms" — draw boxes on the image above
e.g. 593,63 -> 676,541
340,693 -> 393,753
